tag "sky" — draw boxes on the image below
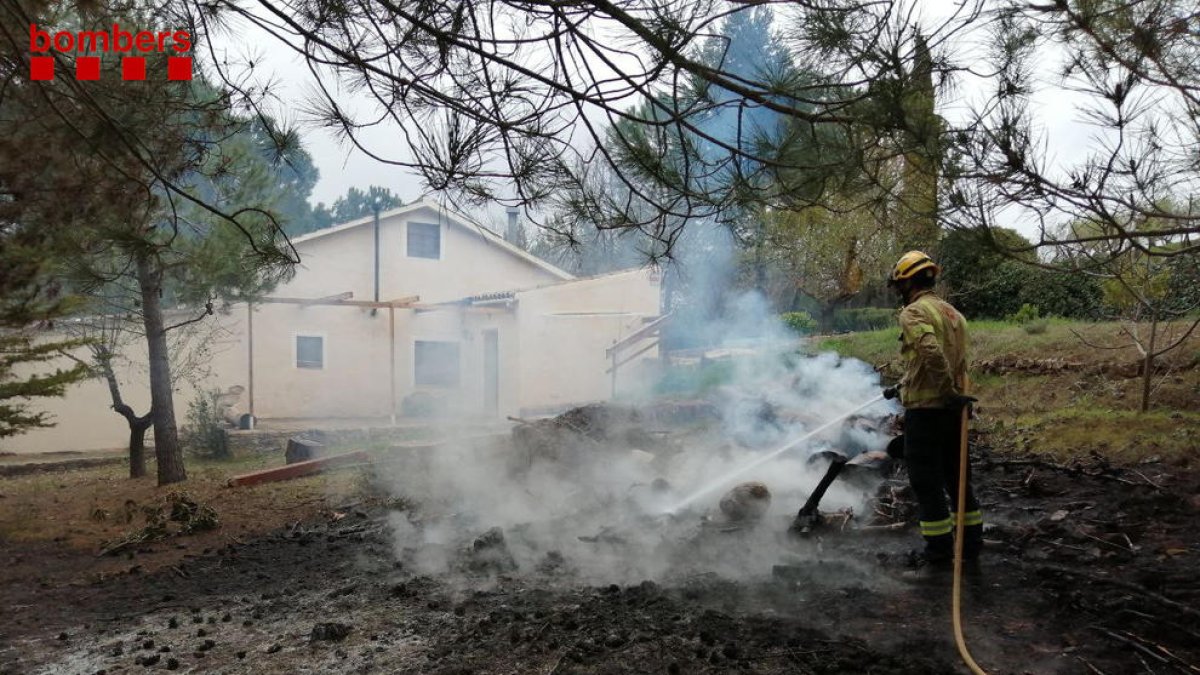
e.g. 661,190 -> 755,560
209,1 -> 1102,236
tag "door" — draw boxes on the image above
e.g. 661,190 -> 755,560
483,329 -> 499,416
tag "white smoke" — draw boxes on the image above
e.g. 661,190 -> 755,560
378,219 -> 899,585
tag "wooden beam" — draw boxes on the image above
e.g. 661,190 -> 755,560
247,303 -> 255,417
606,338 -> 659,373
257,295 -> 418,309
227,450 -> 371,487
389,305 -> 397,425
606,312 -> 671,357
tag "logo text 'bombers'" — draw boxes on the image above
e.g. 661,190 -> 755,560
29,23 -> 192,82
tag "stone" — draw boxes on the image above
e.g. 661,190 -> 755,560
718,482 -> 772,522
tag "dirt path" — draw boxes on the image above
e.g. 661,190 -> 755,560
3,440 -> 1199,675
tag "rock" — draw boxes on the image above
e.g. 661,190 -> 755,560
630,449 -> 656,464
464,527 -> 517,574
718,482 -> 772,522
536,550 -> 568,575
311,622 -> 353,642
1049,509 -> 1069,522
285,437 -> 323,464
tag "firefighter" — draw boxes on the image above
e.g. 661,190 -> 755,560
883,251 -> 983,568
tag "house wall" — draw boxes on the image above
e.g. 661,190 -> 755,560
282,204 -> 564,303
0,210 -> 663,454
0,205 -> 559,454
515,268 -> 662,412
0,308 -> 249,454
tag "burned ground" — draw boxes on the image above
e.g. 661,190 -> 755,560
3,422 -> 1199,675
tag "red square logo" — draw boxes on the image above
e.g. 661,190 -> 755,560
30,56 -> 54,81
167,57 -> 192,81
76,56 -> 101,81
122,57 -> 145,81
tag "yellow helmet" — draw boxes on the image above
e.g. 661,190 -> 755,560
889,250 -> 940,283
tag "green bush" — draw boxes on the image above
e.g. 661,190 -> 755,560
182,389 -> 229,459
780,311 -> 816,334
833,307 -> 896,332
1018,268 -> 1104,319
1022,319 -> 1049,334
401,391 -> 449,417
939,229 -> 1105,320
1008,303 -> 1041,324
653,360 -> 733,395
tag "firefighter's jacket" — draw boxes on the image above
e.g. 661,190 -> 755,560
898,290 -> 969,409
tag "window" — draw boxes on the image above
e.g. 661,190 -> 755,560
407,222 -> 441,259
414,340 -> 460,387
296,335 -> 324,369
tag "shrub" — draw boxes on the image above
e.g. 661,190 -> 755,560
653,360 -> 733,395
1008,303 -> 1041,325
1022,319 -> 1049,334
780,311 -> 816,334
833,307 -> 896,332
182,388 -> 230,459
401,390 -> 451,417
1018,268 -> 1104,319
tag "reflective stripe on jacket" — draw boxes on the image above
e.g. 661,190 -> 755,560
898,291 -> 969,409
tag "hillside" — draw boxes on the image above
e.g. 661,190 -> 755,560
820,319 -> 1200,464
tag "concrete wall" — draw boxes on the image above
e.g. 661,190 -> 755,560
282,203 -> 566,303
0,308 -> 249,454
0,209 -> 664,454
514,268 -> 663,412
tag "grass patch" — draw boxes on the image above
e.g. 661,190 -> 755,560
819,319 -> 1200,464
0,452 -> 363,552
991,408 -> 1200,466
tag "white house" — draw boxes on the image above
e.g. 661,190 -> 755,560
3,199 -> 664,454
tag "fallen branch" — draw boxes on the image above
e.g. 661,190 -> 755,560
985,457 -> 1142,487
859,522 -> 908,532
1039,564 -> 1200,622
1091,626 -> 1168,665
1077,656 -> 1109,675
1095,626 -> 1200,674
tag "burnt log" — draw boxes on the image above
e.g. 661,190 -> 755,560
790,456 -> 848,536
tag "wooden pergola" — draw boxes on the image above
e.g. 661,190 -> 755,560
246,292 -> 420,424
605,313 -> 671,397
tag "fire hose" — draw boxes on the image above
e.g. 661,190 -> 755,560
664,394 -> 886,514
953,405 -> 988,675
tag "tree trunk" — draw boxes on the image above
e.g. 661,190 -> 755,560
128,419 -> 151,478
136,254 -> 187,485
817,304 -> 836,335
1140,316 -> 1158,413
94,344 -> 154,479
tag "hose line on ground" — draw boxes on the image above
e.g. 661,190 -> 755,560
953,406 -> 989,675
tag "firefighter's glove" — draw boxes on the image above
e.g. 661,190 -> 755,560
882,385 -> 901,400
948,393 -> 978,410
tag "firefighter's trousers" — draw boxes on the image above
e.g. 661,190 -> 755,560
903,407 -> 983,559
